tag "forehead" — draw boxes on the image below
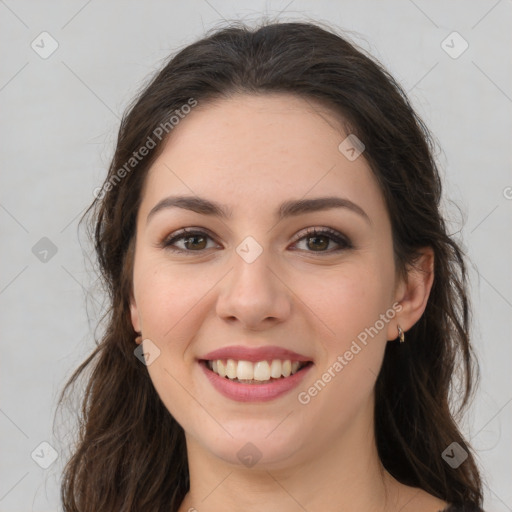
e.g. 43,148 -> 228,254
140,93 -> 387,225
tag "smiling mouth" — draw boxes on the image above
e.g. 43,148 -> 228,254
202,359 -> 312,384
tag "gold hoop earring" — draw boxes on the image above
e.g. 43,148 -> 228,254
397,325 -> 405,343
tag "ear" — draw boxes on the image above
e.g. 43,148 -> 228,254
126,237 -> 141,334
130,291 -> 141,334
387,247 -> 434,340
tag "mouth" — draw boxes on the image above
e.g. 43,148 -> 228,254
201,358 -> 312,384
198,349 -> 314,401
198,345 -> 314,401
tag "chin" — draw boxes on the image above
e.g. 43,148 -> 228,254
192,422 -> 307,470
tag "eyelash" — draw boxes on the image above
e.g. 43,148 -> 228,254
160,227 -> 353,255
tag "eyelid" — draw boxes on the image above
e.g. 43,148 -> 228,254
288,227 -> 353,255
291,226 -> 351,246
160,226 -> 353,254
160,227 -> 220,251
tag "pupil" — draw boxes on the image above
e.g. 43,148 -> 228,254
186,236 -> 206,250
309,235 -> 328,250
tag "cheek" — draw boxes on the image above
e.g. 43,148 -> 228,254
133,256 -> 216,341
132,258 -> 218,425
303,259 -> 394,344
301,258 -> 394,398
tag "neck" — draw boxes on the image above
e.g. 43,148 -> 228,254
178,400 -> 403,512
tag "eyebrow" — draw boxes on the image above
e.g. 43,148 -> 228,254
146,195 -> 371,225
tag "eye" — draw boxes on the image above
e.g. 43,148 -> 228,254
291,227 -> 353,254
161,228 -> 219,253
161,227 -> 352,255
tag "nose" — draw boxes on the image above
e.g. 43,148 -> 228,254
215,245 -> 292,331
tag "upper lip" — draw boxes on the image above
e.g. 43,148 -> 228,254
200,345 -> 312,363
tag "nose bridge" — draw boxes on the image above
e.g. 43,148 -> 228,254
216,234 -> 291,328
233,235 -> 274,289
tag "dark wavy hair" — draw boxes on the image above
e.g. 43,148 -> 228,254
57,19 -> 483,511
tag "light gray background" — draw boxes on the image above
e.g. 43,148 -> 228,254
1,1 -> 511,511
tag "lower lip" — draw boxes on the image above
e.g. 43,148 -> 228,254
199,361 -> 312,402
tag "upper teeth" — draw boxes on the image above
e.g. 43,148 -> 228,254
208,359 -> 303,381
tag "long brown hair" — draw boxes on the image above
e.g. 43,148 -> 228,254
57,20 -> 483,511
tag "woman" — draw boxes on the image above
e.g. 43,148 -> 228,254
58,20 -> 485,511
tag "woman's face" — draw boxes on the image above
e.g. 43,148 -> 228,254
130,93 -> 404,468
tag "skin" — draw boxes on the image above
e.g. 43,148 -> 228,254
129,93 -> 445,512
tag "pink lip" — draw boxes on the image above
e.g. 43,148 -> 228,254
200,345 -> 312,363
199,360 -> 313,402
